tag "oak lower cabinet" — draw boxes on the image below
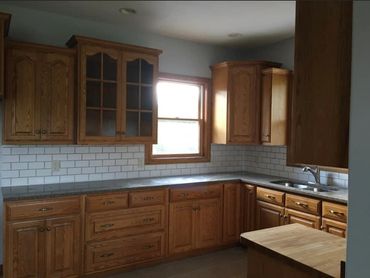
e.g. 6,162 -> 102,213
169,184 -> 222,255
5,197 -> 82,278
321,218 -> 347,238
284,209 -> 321,229
222,183 -> 241,243
321,201 -> 348,238
4,41 -> 75,144
241,184 -> 256,232
256,200 -> 285,229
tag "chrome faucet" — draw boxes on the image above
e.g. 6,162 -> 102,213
302,166 -> 321,185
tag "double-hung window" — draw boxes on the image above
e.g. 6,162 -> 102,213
145,73 -> 210,164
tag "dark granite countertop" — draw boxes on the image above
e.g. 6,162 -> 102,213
1,172 -> 348,204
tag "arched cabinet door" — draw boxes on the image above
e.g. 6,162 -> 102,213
4,47 -> 41,142
122,52 -> 158,143
79,45 -> 123,143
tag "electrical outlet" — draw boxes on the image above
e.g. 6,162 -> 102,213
51,160 -> 61,172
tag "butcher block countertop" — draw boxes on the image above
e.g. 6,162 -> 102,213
241,224 -> 346,278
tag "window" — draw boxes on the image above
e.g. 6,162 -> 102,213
145,73 -> 211,164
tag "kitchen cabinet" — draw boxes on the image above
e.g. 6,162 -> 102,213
321,218 -> 347,238
169,184 -> 222,255
4,41 -> 75,144
0,12 -> 10,98
4,197 -> 82,278
256,200 -> 285,229
241,184 -> 256,232
67,36 -> 161,144
222,183 -> 241,243
261,68 -> 291,145
284,208 -> 321,229
288,1 -> 352,168
321,201 -> 347,238
211,61 -> 280,144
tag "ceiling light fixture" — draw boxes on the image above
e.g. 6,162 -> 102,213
228,33 -> 243,38
119,8 -> 137,15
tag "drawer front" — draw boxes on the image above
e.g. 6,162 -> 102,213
285,194 -> 321,215
85,232 -> 165,273
6,196 -> 81,220
256,187 -> 285,206
86,192 -> 128,212
86,205 -> 166,241
322,202 -> 347,223
129,189 -> 166,208
321,218 -> 347,238
170,184 -> 222,202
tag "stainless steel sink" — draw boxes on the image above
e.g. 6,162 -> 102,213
270,180 -> 337,193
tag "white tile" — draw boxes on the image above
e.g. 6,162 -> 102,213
28,177 -> 45,185
11,147 -> 29,155
36,155 -> 52,162
67,168 -> 82,175
45,176 -> 60,184
67,154 -> 81,160
3,155 -> 20,163
2,170 -> 19,178
20,169 -> 36,177
11,178 -> 28,186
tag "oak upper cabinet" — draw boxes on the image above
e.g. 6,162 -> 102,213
211,61 -> 280,145
288,1 -> 352,168
241,184 -> 256,232
0,12 -> 10,98
67,36 -> 161,144
222,183 -> 241,243
4,41 -> 75,144
261,68 -> 291,145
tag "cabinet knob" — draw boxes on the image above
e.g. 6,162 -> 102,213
41,129 -> 47,134
39,227 -> 45,232
46,227 -> 51,232
35,129 -> 41,134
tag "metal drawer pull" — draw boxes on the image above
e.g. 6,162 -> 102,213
265,194 -> 276,200
38,207 -> 53,212
103,200 -> 115,205
41,129 -> 47,134
143,217 -> 155,222
100,223 -> 114,228
180,193 -> 189,197
295,202 -> 309,208
329,210 -> 345,217
143,244 -> 155,249
100,253 -> 114,258
143,196 -> 155,201
46,227 -> 51,231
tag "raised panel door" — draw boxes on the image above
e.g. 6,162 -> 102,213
4,47 -> 41,142
256,200 -> 284,230
196,198 -> 222,249
228,66 -> 259,144
169,201 -> 196,254
241,184 -> 256,232
41,52 -> 74,143
6,220 -> 45,278
222,183 -> 241,243
261,71 -> 272,143
45,215 -> 81,278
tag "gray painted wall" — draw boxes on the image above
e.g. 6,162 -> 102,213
346,2 -> 370,277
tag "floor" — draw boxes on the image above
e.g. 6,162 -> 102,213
107,247 -> 247,278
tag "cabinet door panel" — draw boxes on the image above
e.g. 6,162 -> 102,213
6,220 -> 45,278
169,201 -> 196,254
5,48 -> 41,142
285,209 -> 321,229
241,184 -> 256,232
261,71 -> 272,143
45,216 -> 81,278
41,52 -> 74,142
256,200 -> 284,230
223,183 -> 241,243
322,218 -> 347,238
228,66 -> 259,144
196,198 -> 222,249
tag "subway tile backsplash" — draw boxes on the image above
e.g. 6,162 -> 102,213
0,144 -> 348,188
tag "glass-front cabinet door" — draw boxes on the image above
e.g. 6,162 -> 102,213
123,53 -> 158,142
79,46 -> 122,143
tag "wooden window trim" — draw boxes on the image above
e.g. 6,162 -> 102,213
145,73 -> 211,164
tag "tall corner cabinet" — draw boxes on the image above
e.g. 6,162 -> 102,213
4,41 -> 75,144
67,36 -> 162,144
0,12 -> 10,99
211,61 -> 281,145
288,0 -> 352,168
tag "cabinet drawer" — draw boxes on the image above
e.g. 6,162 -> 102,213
322,218 -> 347,238
170,184 -> 222,202
6,196 -> 81,220
322,202 -> 347,223
86,192 -> 128,212
85,232 -> 165,273
129,189 -> 166,208
86,205 -> 166,241
256,188 -> 285,206
285,194 -> 321,215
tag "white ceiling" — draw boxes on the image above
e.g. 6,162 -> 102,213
4,1 -> 296,48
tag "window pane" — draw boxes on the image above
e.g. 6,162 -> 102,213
153,119 -> 200,155
157,81 -> 200,119
86,53 -> 101,79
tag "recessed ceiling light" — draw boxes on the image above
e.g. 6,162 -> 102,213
228,33 -> 243,38
119,8 -> 137,15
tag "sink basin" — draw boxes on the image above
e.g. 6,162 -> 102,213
270,180 -> 336,193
